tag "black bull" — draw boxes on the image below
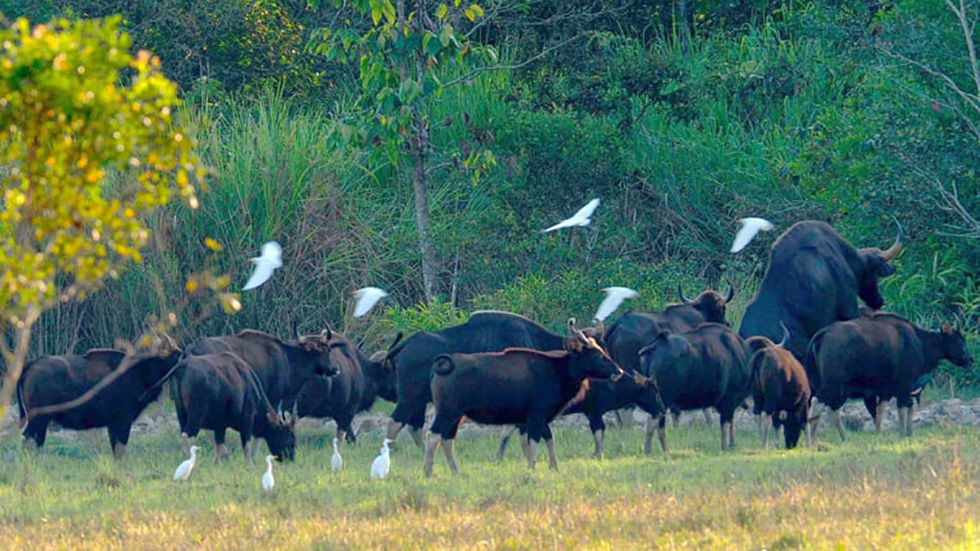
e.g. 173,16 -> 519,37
385,311 -> 592,446
738,219 -> 904,360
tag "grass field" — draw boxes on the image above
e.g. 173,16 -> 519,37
2,408 -> 980,551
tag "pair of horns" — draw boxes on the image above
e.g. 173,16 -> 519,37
678,282 -> 735,303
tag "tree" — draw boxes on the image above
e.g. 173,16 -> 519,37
0,16 -> 207,414
308,0 -> 497,304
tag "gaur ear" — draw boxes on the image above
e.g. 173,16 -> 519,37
267,410 -> 280,425
564,337 -> 583,353
941,322 -> 953,334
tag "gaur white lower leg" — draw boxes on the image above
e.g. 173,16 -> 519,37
423,433 -> 441,478
761,414 -> 772,449
831,409 -> 847,442
441,438 -> 460,475
545,436 -> 559,471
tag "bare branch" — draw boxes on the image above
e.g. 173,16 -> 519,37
441,34 -> 585,89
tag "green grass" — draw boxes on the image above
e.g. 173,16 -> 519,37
2,410 -> 980,550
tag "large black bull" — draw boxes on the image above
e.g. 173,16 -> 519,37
738,220 -> 904,360
384,311 -> 576,446
424,325 -> 621,477
601,286 -> 734,374
17,348 -> 180,458
186,330 -> 339,414
295,330 -> 399,443
807,312 -> 972,439
172,352 -> 297,463
638,323 -> 750,452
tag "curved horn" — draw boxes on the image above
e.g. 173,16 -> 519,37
567,317 -> 578,333
881,216 -> 904,261
677,284 -> 691,304
777,320 -> 790,348
724,280 -> 736,303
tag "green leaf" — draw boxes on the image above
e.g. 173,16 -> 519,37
464,7 -> 476,21
470,4 -> 484,18
436,4 -> 448,20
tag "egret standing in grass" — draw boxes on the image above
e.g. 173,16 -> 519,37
542,198 -> 600,233
262,454 -> 278,493
370,439 -> 392,480
594,286 -> 639,322
353,287 -> 388,318
331,437 -> 343,472
730,218 -> 775,253
242,241 -> 283,291
173,445 -> 200,482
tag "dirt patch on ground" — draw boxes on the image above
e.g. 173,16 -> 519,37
4,396 -> 980,444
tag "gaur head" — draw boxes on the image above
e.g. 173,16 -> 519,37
263,410 -> 297,462
678,284 -> 735,325
564,318 -> 623,380
939,323 -> 972,368
856,217 -> 904,310
629,372 -> 666,418
297,331 -> 341,377
369,349 -> 398,402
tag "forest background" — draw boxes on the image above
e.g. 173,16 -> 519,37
4,0 -> 978,386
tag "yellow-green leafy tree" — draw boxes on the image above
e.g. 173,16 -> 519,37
0,16 -> 206,413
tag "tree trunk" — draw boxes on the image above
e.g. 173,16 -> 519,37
677,0 -> 690,50
411,108 -> 438,304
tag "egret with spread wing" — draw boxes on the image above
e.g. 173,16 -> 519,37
730,218 -> 774,253
353,287 -> 388,318
543,198 -> 600,233
242,241 -> 283,290
594,287 -> 639,322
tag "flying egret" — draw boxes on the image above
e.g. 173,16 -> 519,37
370,438 -> 392,480
331,437 -> 343,472
594,287 -> 639,322
353,287 -> 388,318
542,198 -> 601,233
262,454 -> 278,493
173,445 -> 201,482
242,241 -> 283,291
730,218 -> 775,253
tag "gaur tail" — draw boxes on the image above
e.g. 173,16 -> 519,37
15,367 -> 27,428
168,358 -> 189,419
432,354 -> 455,376
804,328 -> 826,392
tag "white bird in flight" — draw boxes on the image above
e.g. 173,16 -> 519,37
353,287 -> 388,317
730,218 -> 775,253
542,198 -> 600,233
331,437 -> 343,472
242,241 -> 283,291
173,445 -> 200,482
262,454 -> 277,492
594,287 -> 639,322
370,438 -> 392,480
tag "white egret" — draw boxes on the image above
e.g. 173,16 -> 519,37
262,454 -> 277,492
242,241 -> 283,291
542,198 -> 600,233
594,287 -> 639,322
331,437 -> 343,472
370,438 -> 392,480
173,445 -> 201,482
730,217 -> 775,253
353,287 -> 388,318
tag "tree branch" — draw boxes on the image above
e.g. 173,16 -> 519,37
440,34 -> 584,89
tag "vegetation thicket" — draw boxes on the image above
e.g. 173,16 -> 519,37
1,1 -> 977,386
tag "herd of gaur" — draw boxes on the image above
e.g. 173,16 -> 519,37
12,220 -> 974,479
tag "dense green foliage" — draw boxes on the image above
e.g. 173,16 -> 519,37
3,1 -> 977,383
